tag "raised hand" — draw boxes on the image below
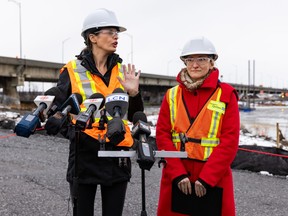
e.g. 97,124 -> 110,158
117,64 -> 141,97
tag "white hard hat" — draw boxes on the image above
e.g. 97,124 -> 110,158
81,8 -> 126,37
180,36 -> 218,61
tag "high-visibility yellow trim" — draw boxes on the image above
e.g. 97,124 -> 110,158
71,60 -> 77,69
72,61 -> 86,100
86,72 -> 97,94
168,85 -> 180,148
172,133 -> 181,143
74,73 -> 86,100
208,88 -> 224,139
168,85 -> 179,129
118,63 -> 124,81
201,138 -> 219,147
204,147 -> 213,160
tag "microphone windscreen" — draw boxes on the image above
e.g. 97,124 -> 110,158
89,93 -> 104,99
133,111 -> 147,125
74,93 -> 83,104
89,93 -> 105,109
44,87 -> 67,105
59,93 -> 82,115
44,87 -> 62,96
113,88 -> 125,93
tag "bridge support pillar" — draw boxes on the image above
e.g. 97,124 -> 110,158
149,92 -> 164,105
0,77 -> 23,109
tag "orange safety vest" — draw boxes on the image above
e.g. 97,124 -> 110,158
64,59 -> 133,147
167,85 -> 226,161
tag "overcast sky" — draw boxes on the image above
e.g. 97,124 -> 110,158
1,0 -> 288,89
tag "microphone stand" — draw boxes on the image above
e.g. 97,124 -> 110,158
72,125 -> 81,216
72,113 -> 95,216
141,168 -> 147,216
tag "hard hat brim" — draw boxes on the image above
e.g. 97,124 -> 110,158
180,53 -> 218,61
81,25 -> 126,37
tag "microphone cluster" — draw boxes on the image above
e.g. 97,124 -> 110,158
45,92 -> 106,135
14,87 -> 132,139
15,87 -> 155,165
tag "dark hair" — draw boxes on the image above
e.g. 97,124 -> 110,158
82,27 -> 98,51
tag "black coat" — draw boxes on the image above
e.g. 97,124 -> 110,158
55,50 -> 144,185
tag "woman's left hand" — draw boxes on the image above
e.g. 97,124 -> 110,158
194,180 -> 207,197
117,64 -> 141,97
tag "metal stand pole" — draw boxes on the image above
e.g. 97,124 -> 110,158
72,126 -> 80,216
141,168 -> 147,216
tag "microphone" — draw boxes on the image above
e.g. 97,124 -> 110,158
46,104 -> 58,118
14,87 -> 59,138
105,88 -> 129,118
42,87 -> 64,118
45,93 -> 83,135
33,92 -> 58,121
105,88 -> 129,145
132,111 -> 155,171
76,93 -> 105,130
132,111 -> 151,143
59,93 -> 82,115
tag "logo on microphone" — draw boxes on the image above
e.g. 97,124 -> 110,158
34,95 -> 55,102
85,98 -> 104,103
38,96 -> 50,100
106,94 -> 129,103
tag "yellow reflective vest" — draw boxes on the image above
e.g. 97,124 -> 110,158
167,85 -> 226,161
64,59 -> 133,147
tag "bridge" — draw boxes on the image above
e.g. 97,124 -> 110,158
0,56 -> 287,108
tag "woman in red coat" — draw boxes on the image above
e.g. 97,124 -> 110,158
156,36 -> 240,216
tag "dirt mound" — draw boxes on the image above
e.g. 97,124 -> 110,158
232,145 -> 288,176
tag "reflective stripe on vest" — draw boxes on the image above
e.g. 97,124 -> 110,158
167,85 -> 225,161
168,85 -> 179,130
71,60 -> 94,101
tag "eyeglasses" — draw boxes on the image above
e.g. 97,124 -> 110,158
184,57 -> 211,65
94,29 -> 119,37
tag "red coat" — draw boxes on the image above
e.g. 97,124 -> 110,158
156,68 -> 240,216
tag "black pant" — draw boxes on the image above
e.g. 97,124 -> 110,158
70,181 -> 128,216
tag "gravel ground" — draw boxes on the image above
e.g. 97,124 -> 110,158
0,129 -> 287,216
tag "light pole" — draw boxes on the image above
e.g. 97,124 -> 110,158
9,0 -> 22,59
62,37 -> 70,63
123,33 -> 133,64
